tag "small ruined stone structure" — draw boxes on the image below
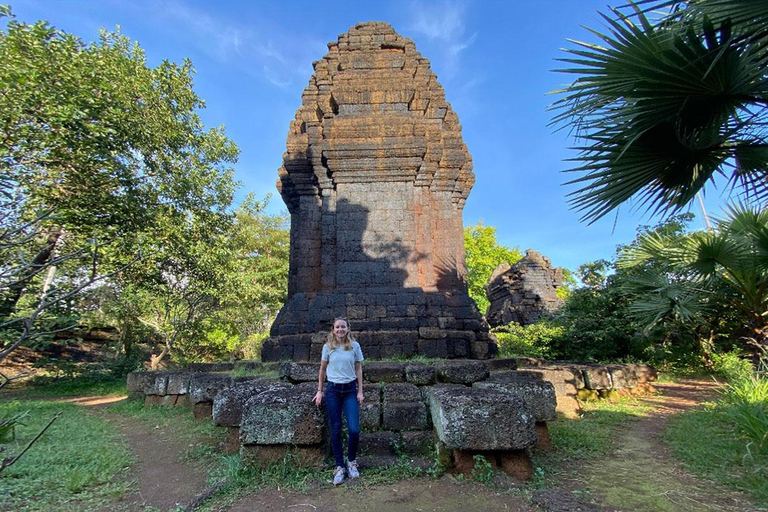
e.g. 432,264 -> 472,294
485,249 -> 564,327
263,22 -> 494,361
127,359 -> 657,476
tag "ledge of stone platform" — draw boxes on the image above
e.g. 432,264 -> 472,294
427,385 -> 536,451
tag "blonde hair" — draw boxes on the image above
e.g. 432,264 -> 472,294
327,317 -> 354,350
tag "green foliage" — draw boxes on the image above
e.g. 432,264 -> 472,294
710,351 -> 756,382
0,400 -> 133,511
552,1 -> 768,222
471,454 -> 495,483
0,10 -> 239,368
719,375 -> 768,454
0,409 -> 29,443
549,277 -> 641,361
492,321 -> 563,358
619,205 -> 768,356
665,404 -> 768,507
464,222 -> 522,313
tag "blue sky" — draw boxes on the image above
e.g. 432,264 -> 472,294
11,0 -> 731,272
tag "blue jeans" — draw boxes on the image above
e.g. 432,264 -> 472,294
325,381 -> 360,468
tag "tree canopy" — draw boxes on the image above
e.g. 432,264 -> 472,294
0,9 -> 239,371
464,222 -> 523,313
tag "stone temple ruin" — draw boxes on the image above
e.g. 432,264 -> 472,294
485,249 -> 564,327
261,21 -> 495,362
127,22 -> 660,480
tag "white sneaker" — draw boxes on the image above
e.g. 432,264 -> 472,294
333,466 -> 346,485
347,460 -> 359,479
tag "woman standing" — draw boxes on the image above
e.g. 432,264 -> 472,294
313,318 -> 364,485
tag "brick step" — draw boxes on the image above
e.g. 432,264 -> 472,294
359,431 -> 435,457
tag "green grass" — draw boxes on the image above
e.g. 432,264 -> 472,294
548,398 -> 652,459
531,395 -> 653,489
665,404 -> 768,507
11,373 -> 128,398
106,400 -> 224,459
0,399 -> 133,512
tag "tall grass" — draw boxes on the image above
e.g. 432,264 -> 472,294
0,400 -> 133,511
719,374 -> 768,455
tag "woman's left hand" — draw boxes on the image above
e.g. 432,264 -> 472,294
357,392 -> 364,405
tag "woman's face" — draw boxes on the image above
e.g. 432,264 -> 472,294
333,320 -> 349,339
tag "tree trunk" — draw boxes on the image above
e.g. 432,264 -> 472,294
149,339 -> 172,370
0,227 -> 62,318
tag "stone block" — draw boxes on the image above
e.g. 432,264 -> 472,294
434,360 -> 489,384
383,382 -> 421,403
513,367 -> 585,396
360,431 -> 399,456
189,373 -> 233,404
279,362 -> 320,383
241,445 -> 325,468
193,402 -> 213,420
383,401 -> 428,431
404,362 -> 436,385
361,383 -> 382,431
212,380 -> 291,427
166,372 -> 192,395
474,378 -> 557,422
240,386 -> 324,445
487,359 -> 518,371
144,395 -> 162,407
606,365 -> 637,389
627,363 -> 657,383
417,339 -> 448,358
427,386 -> 536,450
499,450 -> 534,481
126,371 -> 155,394
535,422 -> 553,451
364,362 -> 405,382
144,372 -> 169,396
580,365 -> 612,390
400,431 -> 435,457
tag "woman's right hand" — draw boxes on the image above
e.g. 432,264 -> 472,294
313,390 -> 323,407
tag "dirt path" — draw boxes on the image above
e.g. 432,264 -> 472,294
558,380 -> 760,512
78,397 -> 211,512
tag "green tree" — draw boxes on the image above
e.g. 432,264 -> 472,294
0,9 -> 238,372
552,0 -> 768,223
619,204 -> 768,357
464,222 -> 523,313
549,214 -> 699,362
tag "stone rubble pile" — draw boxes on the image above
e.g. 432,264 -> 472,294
485,249 -> 564,327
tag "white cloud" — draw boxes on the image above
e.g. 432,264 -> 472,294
407,0 -> 476,80
129,0 -> 320,89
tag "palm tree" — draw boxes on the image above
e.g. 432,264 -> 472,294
618,204 -> 768,355
551,1 -> 768,223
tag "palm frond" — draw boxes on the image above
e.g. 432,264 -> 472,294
552,1 -> 768,223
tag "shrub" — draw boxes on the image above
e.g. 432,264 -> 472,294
711,351 -> 755,382
719,375 -> 768,454
493,321 -> 563,358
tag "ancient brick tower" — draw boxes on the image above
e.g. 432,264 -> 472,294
261,22 -> 496,362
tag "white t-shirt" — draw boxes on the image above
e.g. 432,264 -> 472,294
322,341 -> 364,384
